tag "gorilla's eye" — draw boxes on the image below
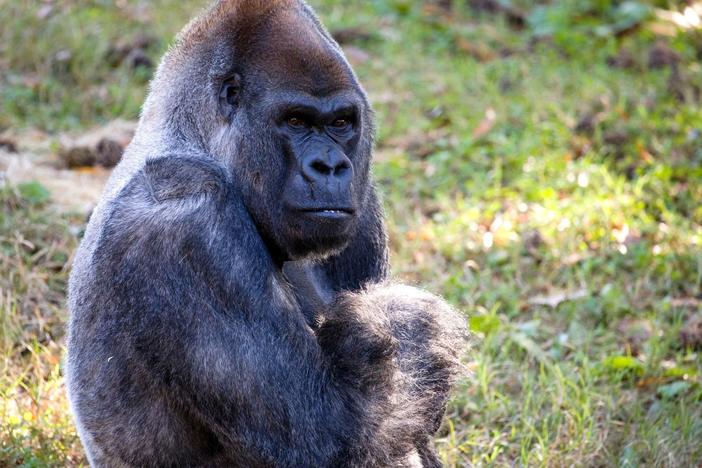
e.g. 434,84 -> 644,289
287,116 -> 308,129
331,118 -> 350,129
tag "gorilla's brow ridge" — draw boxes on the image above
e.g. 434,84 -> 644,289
269,90 -> 359,116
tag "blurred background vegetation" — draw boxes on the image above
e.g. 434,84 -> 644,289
1,0 -> 701,466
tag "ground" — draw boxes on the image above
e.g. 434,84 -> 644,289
1,1 -> 701,466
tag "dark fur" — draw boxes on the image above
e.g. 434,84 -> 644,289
66,1 -> 466,466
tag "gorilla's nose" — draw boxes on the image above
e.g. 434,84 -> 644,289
301,149 -> 352,187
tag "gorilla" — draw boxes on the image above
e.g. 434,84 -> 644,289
65,1 -> 467,466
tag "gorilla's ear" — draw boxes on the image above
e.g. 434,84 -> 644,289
218,73 -> 242,120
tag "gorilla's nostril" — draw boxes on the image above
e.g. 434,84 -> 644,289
334,163 -> 349,176
311,160 -> 332,175
303,153 -> 352,181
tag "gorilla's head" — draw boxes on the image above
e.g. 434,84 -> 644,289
142,0 -> 375,263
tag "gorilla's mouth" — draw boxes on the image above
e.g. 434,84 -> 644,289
297,207 -> 356,220
281,206 -> 358,261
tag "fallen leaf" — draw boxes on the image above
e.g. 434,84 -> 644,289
636,375 -> 669,388
563,252 -> 589,265
528,289 -> 587,309
36,4 -> 54,20
472,108 -> 497,140
636,142 -> 655,163
671,297 -> 702,308
455,38 -> 497,62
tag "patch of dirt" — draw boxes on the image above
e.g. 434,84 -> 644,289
58,119 -> 136,169
0,129 -> 114,214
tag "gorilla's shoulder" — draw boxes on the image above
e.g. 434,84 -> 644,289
102,156 -> 235,238
88,156 -> 259,279
93,156 -> 242,264
141,156 -> 230,203
109,156 -> 232,215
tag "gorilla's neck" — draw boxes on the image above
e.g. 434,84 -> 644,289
259,230 -> 289,271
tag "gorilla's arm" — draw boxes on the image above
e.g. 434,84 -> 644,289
284,261 -> 466,466
73,157 -> 423,466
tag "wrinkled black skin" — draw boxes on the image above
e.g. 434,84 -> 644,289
238,87 -> 367,262
66,2 -> 463,467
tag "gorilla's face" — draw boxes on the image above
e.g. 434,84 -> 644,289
270,89 -> 364,256
257,88 -> 366,261
214,33 -> 372,262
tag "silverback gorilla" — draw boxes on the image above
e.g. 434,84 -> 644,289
66,1 -> 467,466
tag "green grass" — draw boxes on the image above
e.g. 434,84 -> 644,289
0,183 -> 83,465
1,0 -> 701,466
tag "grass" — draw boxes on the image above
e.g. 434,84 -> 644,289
0,183 -> 83,465
1,0 -> 701,466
